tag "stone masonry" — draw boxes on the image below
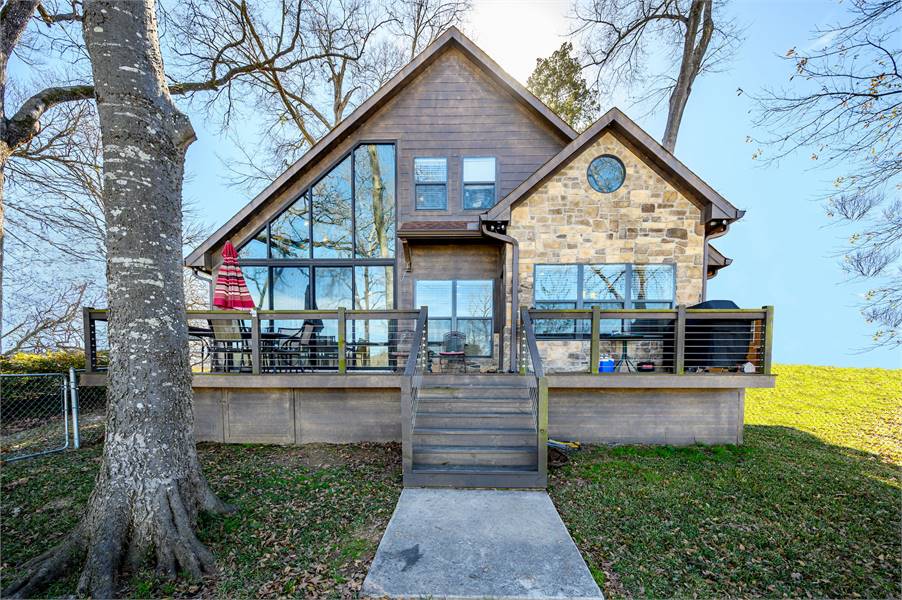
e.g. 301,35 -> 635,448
508,130 -> 706,371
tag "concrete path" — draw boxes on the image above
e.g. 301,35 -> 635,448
362,488 -> 604,600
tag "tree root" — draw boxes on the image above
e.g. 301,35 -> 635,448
2,482 -> 230,599
2,532 -> 86,599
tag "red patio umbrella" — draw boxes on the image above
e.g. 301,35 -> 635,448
212,241 -> 256,309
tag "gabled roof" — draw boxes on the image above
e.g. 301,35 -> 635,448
185,27 -> 578,269
484,108 -> 743,223
707,244 -> 732,278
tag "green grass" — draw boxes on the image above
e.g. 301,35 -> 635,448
1,443 -> 403,598
550,364 -> 901,598
1,364 -> 899,598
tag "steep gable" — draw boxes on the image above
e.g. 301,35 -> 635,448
486,108 -> 742,228
185,28 -> 576,269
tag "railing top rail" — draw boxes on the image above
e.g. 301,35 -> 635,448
520,307 -> 545,378
403,309 -> 428,377
86,308 -> 423,320
527,307 -> 769,320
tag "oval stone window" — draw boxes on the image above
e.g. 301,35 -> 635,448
586,155 -> 625,193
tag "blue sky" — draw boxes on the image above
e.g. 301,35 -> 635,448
181,0 -> 899,369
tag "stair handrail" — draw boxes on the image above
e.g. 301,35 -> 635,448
401,307 -> 428,481
519,307 -> 544,378
519,307 -> 548,484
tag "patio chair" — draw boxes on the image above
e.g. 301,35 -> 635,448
438,331 -> 467,373
209,319 -> 250,373
278,321 -> 319,372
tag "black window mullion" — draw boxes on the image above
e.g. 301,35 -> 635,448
350,148 -> 357,260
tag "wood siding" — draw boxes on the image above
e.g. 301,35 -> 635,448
213,47 -> 569,294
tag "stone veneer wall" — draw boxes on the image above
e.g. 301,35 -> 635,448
507,130 -> 706,372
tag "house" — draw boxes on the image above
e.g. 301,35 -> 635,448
83,28 -> 775,488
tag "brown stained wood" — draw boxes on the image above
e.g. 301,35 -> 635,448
186,29 -> 574,269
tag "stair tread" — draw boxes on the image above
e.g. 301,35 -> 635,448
411,464 -> 539,473
414,426 -> 536,434
418,396 -> 530,401
415,410 -> 533,417
413,444 -> 536,453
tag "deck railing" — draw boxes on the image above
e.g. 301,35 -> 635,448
518,307 -> 549,482
524,305 -> 774,375
83,307 -> 423,375
400,307 -> 429,478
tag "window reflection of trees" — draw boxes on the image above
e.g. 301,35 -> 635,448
312,157 -> 353,258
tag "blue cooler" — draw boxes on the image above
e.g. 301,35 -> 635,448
599,355 -> 615,373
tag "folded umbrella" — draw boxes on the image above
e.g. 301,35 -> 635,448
212,241 -> 256,309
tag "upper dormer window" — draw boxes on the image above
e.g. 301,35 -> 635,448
462,157 -> 496,210
415,158 -> 448,210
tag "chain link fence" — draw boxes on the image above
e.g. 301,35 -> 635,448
0,373 -> 70,461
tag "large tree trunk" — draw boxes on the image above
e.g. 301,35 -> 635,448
2,1 -> 231,597
662,0 -> 713,152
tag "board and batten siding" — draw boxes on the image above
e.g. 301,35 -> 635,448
211,47 -> 569,311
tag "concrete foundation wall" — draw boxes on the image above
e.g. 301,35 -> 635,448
193,384 -> 745,446
549,388 -> 745,445
194,387 -> 402,444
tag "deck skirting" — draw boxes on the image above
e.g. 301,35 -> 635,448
144,373 -> 773,446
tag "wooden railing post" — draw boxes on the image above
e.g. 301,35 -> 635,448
250,312 -> 261,375
590,305 -> 601,374
337,307 -> 347,374
83,307 -> 94,374
675,304 -> 686,375
763,305 -> 774,375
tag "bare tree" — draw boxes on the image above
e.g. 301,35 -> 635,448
387,0 -> 470,60
753,0 -> 901,348
1,0 -> 369,595
180,0 -> 471,189
572,0 -> 739,151
1,273 -> 96,355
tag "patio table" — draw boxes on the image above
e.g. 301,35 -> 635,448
599,332 -> 664,372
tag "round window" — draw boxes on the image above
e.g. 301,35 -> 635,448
586,155 -> 625,193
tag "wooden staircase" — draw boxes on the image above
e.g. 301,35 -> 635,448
404,375 -> 546,489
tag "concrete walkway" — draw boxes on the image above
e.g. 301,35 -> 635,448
362,489 -> 604,600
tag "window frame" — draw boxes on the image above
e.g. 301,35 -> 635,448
461,156 -> 498,210
413,156 -> 449,211
414,278 -> 494,357
236,141 -> 398,310
533,263 -> 677,338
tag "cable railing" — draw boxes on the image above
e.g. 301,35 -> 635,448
527,305 -> 774,375
518,307 -> 548,480
401,307 -> 429,477
83,307 -> 423,375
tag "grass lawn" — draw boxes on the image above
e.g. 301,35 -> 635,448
1,364 -> 899,598
551,364 -> 901,598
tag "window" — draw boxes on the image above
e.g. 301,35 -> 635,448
462,157 -> 496,209
236,142 -> 396,313
270,193 -> 309,259
415,279 -> 494,357
533,264 -> 675,336
414,158 -> 447,210
355,145 -> 396,259
239,228 -> 268,259
587,155 -> 625,193
312,156 -> 353,258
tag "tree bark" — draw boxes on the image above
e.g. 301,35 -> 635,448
662,0 -> 713,152
2,1 -> 231,597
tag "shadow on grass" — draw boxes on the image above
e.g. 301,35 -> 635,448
0,442 -> 403,599
550,425 -> 901,600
